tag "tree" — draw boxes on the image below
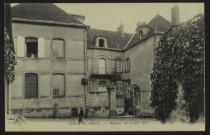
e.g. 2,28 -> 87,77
151,14 -> 204,123
4,3 -> 16,114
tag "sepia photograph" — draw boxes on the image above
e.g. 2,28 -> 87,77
4,2 -> 205,132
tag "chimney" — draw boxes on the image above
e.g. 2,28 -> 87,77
117,21 -> 124,37
171,5 -> 180,25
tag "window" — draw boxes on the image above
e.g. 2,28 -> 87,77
116,81 -> 123,95
98,81 -> 107,92
99,58 -> 106,74
139,30 -> 143,40
99,39 -> 105,47
88,81 -> 93,92
96,37 -> 107,48
53,74 -> 65,98
53,39 -> 65,58
25,73 -> 38,98
116,59 -> 123,72
25,37 -> 38,58
125,58 -> 130,72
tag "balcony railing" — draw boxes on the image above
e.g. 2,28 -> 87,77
92,66 -> 123,74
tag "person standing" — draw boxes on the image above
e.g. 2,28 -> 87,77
78,108 -> 84,124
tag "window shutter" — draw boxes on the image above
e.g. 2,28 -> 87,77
38,38 -> 45,58
17,36 -> 25,57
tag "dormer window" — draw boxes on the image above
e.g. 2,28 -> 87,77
139,30 -> 143,40
99,39 -> 105,47
95,36 -> 107,48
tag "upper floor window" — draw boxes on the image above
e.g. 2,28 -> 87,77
53,39 -> 65,59
125,58 -> 130,72
99,39 -> 105,47
25,37 -> 38,58
99,58 -> 106,74
96,37 -> 107,48
53,73 -> 65,98
25,73 -> 38,98
116,59 -> 123,72
16,36 -> 45,58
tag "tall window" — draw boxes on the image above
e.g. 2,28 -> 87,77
125,58 -> 130,72
116,59 -> 123,72
88,81 -> 93,92
99,39 -> 105,47
99,58 -> 106,74
25,73 -> 38,98
25,37 -> 38,58
53,39 -> 65,58
53,74 -> 65,98
116,81 -> 123,95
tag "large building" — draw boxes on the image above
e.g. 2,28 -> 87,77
9,3 -> 179,118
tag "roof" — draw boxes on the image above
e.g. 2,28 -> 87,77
125,14 -> 171,49
147,14 -> 171,32
87,28 -> 133,49
11,3 -> 87,27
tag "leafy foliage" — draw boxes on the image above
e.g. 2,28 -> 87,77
4,27 -> 16,84
151,14 -> 204,123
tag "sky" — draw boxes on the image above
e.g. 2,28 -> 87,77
11,3 -> 204,33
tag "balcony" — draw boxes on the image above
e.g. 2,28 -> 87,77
91,67 -> 117,79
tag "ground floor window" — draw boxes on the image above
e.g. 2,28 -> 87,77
116,81 -> 123,95
25,73 -> 38,98
53,74 -> 65,98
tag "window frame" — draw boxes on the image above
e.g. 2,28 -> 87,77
25,73 -> 38,99
116,81 -> 124,95
25,37 -> 38,58
125,58 -> 130,72
52,73 -> 65,98
52,38 -> 65,59
115,59 -> 123,72
99,58 -> 106,74
95,36 -> 107,48
99,39 -> 105,47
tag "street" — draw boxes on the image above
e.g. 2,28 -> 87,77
5,117 -> 205,132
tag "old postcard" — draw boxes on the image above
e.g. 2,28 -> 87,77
4,3 -> 205,132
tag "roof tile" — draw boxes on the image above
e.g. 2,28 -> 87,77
11,3 -> 85,25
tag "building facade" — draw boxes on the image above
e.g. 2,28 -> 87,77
9,3 -> 179,118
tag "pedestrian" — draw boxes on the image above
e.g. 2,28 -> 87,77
78,108 -> 84,124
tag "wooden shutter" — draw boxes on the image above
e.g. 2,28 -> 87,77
38,38 -> 45,58
17,36 -> 25,57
